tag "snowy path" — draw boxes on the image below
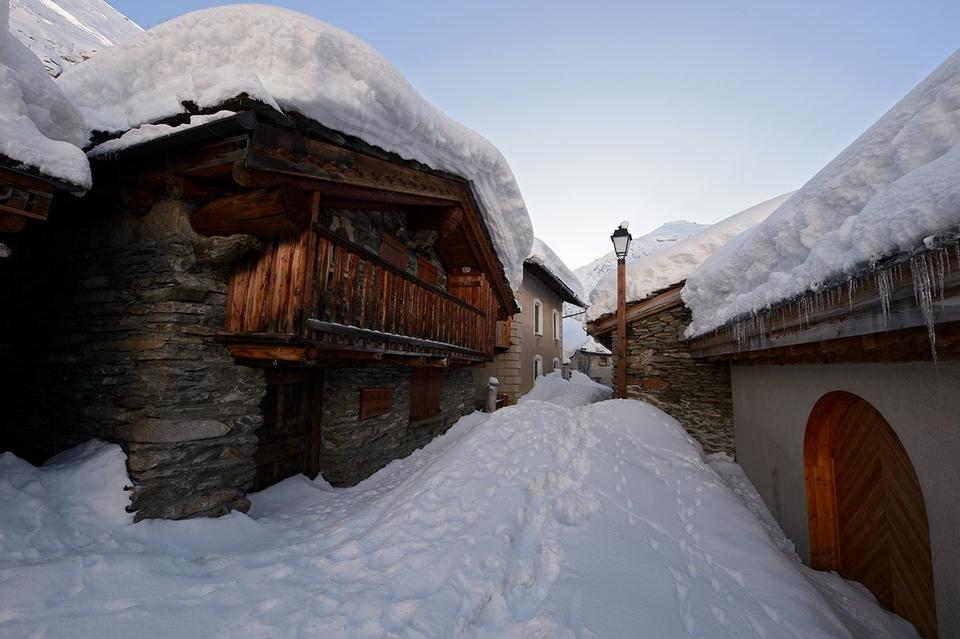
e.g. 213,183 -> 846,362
0,374 -> 914,638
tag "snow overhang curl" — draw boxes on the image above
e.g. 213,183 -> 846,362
525,237 -> 586,306
684,48 -> 960,338
58,4 -> 533,289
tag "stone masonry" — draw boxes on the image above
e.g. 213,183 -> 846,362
611,302 -> 733,454
0,199 -> 265,520
318,366 -> 473,485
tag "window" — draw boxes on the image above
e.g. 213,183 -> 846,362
533,299 -> 543,335
599,357 -> 609,366
552,309 -> 561,341
552,357 -> 560,371
533,354 -> 543,378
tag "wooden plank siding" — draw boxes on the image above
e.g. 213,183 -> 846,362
223,224 -> 498,361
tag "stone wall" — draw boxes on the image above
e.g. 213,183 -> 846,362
0,199 -> 265,520
611,302 -> 733,454
319,366 -> 474,485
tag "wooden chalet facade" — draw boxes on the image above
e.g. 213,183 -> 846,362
686,245 -> 960,638
0,161 -> 85,241
0,105 -> 517,520
588,283 -> 735,454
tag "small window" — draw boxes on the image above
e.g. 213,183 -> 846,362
599,356 -> 609,366
410,369 -> 441,421
552,357 -> 560,371
533,354 -> 543,378
533,299 -> 543,335
552,310 -> 560,341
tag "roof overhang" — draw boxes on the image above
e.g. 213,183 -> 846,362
523,260 -> 586,307
588,282 -> 684,336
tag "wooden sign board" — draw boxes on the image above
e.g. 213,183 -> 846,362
360,387 -> 393,420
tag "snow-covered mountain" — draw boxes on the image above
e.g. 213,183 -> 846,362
10,0 -> 141,77
572,220 -> 709,297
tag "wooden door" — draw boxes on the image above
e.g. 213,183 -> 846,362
253,371 -> 322,491
804,391 -> 937,638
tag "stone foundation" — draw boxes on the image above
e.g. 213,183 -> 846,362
319,366 -> 473,485
612,303 -> 733,454
0,199 -> 264,520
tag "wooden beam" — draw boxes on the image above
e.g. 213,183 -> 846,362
227,343 -> 316,362
590,285 -> 684,336
192,186 -> 309,237
307,319 -> 486,358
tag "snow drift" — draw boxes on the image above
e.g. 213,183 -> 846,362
586,193 -> 792,321
684,49 -> 960,337
0,373 -> 913,637
0,1 -> 90,187
58,4 -> 533,290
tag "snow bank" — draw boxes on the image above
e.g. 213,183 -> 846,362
525,237 -> 585,305
0,440 -> 130,562
685,49 -> 960,336
519,369 -> 612,406
0,381 -> 912,637
587,193 -> 792,321
58,4 -> 533,289
0,4 -> 90,188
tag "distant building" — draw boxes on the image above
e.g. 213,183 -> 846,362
565,335 -> 612,387
474,239 -> 585,405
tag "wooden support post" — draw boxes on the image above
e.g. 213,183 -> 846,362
617,258 -> 627,399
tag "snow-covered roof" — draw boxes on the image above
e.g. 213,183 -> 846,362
58,4 -> 533,290
684,49 -> 960,337
586,193 -> 792,322
0,1 -> 90,188
577,335 -> 611,355
524,237 -> 586,306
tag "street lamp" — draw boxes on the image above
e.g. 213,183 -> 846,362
610,222 -> 632,398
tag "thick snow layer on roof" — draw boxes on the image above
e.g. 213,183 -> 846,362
586,193 -> 792,322
0,383 -> 913,636
10,0 -> 142,77
525,237 -> 585,304
685,49 -> 960,337
0,4 -> 90,188
58,4 -> 533,289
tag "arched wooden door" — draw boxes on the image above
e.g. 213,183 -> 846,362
804,391 -> 937,638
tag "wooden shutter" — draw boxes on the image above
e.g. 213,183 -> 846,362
380,232 -> 408,270
410,368 -> 441,421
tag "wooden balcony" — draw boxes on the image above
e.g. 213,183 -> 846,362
223,226 -> 497,364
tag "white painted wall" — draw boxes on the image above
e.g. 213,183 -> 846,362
731,361 -> 960,638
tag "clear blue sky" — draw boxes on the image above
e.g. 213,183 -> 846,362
111,0 -> 960,269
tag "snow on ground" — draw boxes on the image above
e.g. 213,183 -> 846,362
10,0 -> 142,77
526,237 -> 586,306
0,373 -> 914,638
57,4 -> 533,290
684,48 -> 960,337
586,193 -> 792,322
0,1 -> 90,187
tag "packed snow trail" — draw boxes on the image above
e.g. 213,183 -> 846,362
0,373 -> 913,637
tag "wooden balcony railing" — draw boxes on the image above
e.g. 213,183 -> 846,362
224,226 -> 497,361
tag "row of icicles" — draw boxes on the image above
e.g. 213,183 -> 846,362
718,241 -> 960,362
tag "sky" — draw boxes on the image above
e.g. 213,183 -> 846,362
110,0 -> 960,270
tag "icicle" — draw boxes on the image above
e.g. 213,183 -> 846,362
909,255 -> 937,362
876,269 -> 892,328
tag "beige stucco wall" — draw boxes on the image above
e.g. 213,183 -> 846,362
472,266 -> 566,403
731,361 -> 960,638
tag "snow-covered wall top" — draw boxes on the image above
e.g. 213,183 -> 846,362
573,220 -> 709,299
684,49 -> 960,337
526,237 -> 586,305
586,193 -> 792,322
10,0 -> 141,77
58,4 -> 534,290
0,0 -> 90,188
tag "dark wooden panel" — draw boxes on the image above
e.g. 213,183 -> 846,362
417,258 -> 439,287
360,388 -> 393,420
380,232 -> 407,270
192,186 -> 309,237
254,371 -> 321,491
410,368 -> 441,421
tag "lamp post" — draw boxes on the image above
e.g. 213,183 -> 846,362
610,222 -> 632,399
